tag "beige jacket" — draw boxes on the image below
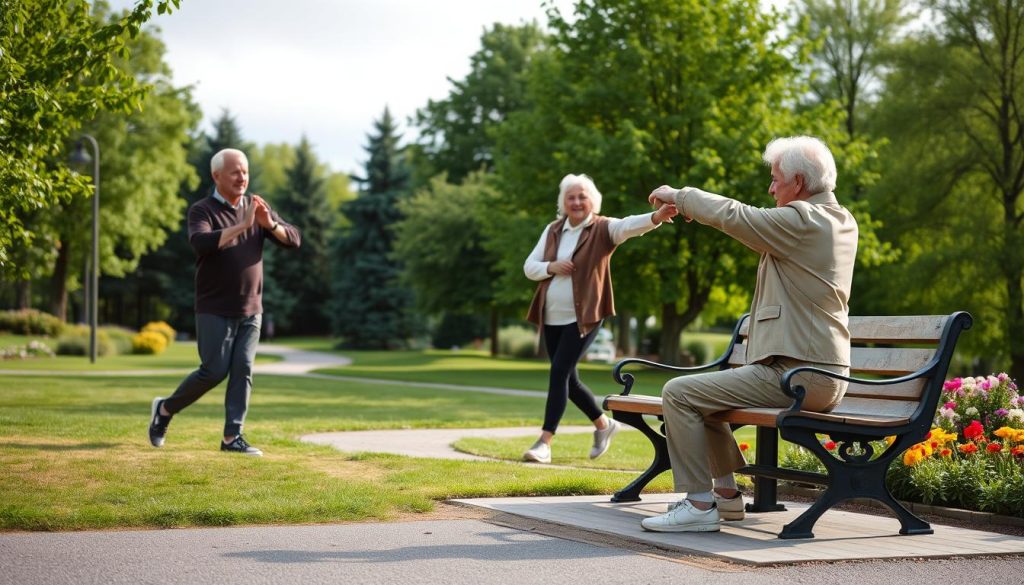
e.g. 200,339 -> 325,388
672,188 -> 859,366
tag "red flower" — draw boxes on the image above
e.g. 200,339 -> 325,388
824,441 -> 837,451
959,443 -> 979,454
987,442 -> 1003,453
940,448 -> 952,457
964,420 -> 985,440
739,443 -> 749,452
1012,446 -> 1024,458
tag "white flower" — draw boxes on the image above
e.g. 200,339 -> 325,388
1007,409 -> 1024,424
966,407 -> 979,417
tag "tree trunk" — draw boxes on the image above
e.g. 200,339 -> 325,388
616,310 -> 632,356
50,242 -> 69,322
15,280 -> 31,309
1005,238 -> 1024,384
489,306 -> 499,357
659,303 -> 684,365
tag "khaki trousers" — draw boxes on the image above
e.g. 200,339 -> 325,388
661,357 -> 848,493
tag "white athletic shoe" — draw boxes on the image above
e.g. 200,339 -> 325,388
643,499 -> 721,533
667,493 -> 745,521
589,419 -> 621,459
522,440 -> 551,463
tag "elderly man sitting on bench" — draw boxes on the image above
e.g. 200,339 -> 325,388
642,136 -> 859,533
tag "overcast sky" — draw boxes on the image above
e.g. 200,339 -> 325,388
111,0 -> 576,174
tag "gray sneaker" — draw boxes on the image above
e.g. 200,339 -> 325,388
522,440 -> 551,463
589,419 -> 621,459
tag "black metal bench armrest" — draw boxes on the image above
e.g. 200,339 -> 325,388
612,314 -> 749,396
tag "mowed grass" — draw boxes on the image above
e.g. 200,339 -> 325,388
0,371 -> 675,531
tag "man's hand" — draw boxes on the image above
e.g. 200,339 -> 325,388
648,185 -> 679,207
252,194 -> 273,229
547,260 -> 574,276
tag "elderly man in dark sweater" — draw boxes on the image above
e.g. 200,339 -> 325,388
148,148 -> 301,456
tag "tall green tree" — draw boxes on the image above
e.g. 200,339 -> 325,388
867,0 -> 1024,380
0,0 -> 179,278
264,136 -> 334,334
798,0 -> 909,139
495,0 -> 832,363
393,172 -> 505,353
46,12 -> 199,322
413,22 -> 549,183
331,108 -> 421,348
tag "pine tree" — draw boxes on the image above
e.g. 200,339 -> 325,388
264,136 -> 333,334
330,108 -> 421,348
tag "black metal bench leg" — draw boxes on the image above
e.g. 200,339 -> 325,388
778,429 -> 933,539
609,411 -> 670,502
748,426 -> 786,513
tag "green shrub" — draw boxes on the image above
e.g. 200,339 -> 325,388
132,331 -> 168,355
102,326 -> 135,355
141,321 -> 176,346
0,309 -> 65,336
683,339 -> 712,365
497,325 -> 537,359
56,325 -> 115,356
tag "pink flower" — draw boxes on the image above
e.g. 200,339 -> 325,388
945,401 -> 957,410
944,378 -> 963,392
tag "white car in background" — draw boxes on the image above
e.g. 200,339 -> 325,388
585,327 -> 616,363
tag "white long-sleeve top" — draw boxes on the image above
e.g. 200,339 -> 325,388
523,212 -> 661,326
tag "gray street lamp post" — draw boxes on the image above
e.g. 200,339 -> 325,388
71,135 -> 100,364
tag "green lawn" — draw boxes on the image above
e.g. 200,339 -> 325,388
0,331 -> 761,532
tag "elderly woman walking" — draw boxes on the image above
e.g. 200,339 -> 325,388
522,173 -> 678,463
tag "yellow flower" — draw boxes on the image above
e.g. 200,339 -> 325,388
903,449 -> 922,466
994,426 -> 1015,440
885,436 -> 896,446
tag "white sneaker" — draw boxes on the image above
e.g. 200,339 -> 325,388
523,440 -> 551,463
667,493 -> 745,521
589,419 -> 621,459
643,499 -> 721,532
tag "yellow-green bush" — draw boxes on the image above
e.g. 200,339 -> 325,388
141,321 -> 175,346
56,326 -> 115,356
132,331 -> 168,355
0,309 -> 65,336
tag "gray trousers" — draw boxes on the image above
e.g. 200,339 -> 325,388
662,356 -> 848,494
163,313 -> 262,436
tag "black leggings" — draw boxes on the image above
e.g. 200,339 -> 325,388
542,322 -> 604,433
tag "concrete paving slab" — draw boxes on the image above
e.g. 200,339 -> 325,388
454,493 -> 1024,565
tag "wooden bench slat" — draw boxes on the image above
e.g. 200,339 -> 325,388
830,397 -> 918,419
604,394 -> 664,416
738,315 -> 949,343
845,379 -> 925,400
726,344 -> 935,376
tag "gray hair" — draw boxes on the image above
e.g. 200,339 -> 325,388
762,136 -> 837,194
556,173 -> 603,218
210,148 -> 248,174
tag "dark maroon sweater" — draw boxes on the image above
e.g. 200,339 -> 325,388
187,195 -> 301,317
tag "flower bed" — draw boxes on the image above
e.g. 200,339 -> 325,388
781,373 -> 1024,517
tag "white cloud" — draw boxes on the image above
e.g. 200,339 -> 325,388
113,0 -> 575,174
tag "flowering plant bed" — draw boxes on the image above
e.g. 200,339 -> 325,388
782,373 -> 1024,518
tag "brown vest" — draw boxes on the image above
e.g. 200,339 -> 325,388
526,216 -> 617,336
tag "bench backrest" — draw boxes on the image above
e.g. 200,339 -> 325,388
724,313 -> 973,420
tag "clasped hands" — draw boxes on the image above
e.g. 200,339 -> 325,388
241,194 -> 277,230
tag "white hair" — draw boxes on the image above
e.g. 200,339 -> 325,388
556,173 -> 603,218
210,148 -> 248,174
762,136 -> 837,194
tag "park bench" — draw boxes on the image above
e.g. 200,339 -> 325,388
603,311 -> 973,539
